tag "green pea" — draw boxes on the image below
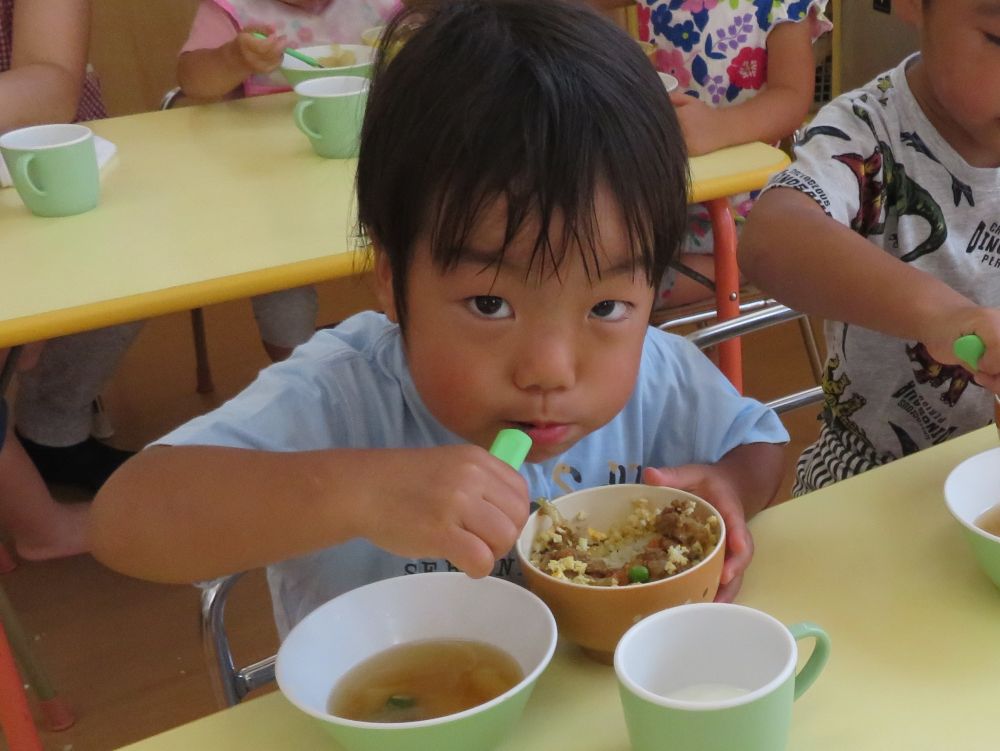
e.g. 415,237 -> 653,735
386,694 -> 416,709
628,565 -> 650,583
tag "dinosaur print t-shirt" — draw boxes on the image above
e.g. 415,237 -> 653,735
762,53 -> 1000,494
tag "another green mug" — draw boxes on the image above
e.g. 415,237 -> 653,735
0,123 -> 100,217
293,76 -> 368,159
615,602 -> 831,751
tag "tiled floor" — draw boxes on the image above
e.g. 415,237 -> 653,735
2,284 -> 823,750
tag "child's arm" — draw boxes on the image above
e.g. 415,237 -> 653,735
177,27 -> 288,101
670,19 -> 817,155
740,188 -> 1000,391
643,441 -> 786,602
89,443 -> 530,584
0,0 -> 90,132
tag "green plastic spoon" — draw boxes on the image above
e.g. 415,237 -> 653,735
489,429 -> 532,470
954,334 -> 986,371
250,32 -> 323,68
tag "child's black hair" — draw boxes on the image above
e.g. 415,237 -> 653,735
356,0 -> 689,329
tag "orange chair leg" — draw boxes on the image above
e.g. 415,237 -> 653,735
0,585 -> 74,732
0,622 -> 44,751
706,198 -> 743,393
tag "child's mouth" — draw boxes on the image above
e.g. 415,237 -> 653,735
510,422 -> 571,447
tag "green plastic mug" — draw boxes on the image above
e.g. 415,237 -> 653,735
0,123 -> 99,217
615,602 -> 830,751
293,76 -> 368,159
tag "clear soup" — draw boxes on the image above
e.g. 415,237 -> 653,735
328,638 -> 523,723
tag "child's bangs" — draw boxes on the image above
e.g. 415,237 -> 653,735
425,162 -> 656,285
413,45 -> 678,285
357,0 -> 689,324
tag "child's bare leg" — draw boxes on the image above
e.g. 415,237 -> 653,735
0,423 -> 89,561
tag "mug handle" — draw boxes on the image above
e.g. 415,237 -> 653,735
293,100 -> 321,139
788,622 -> 831,700
14,153 -> 45,197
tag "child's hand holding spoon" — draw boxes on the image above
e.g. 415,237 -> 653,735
232,28 -> 289,74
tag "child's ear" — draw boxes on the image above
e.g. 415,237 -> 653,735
373,244 -> 399,323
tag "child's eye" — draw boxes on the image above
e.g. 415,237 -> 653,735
590,300 -> 630,322
467,295 -> 512,319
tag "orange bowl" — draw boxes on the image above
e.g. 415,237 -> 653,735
515,484 -> 725,663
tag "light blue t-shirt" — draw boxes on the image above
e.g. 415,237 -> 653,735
160,311 -> 788,636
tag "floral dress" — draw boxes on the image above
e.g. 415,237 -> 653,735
638,0 -> 831,271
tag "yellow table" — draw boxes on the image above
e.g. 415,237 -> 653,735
0,94 -> 787,350
119,427 -> 1000,750
0,94 -> 361,349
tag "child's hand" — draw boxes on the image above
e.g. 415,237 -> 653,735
668,91 -> 730,157
351,445 -> 531,579
925,305 -> 1000,395
643,464 -> 753,602
229,27 -> 288,75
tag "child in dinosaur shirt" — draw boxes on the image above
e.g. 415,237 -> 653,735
739,0 -> 1000,494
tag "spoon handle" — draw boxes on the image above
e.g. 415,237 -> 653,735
489,429 -> 532,470
954,334 -> 986,371
250,32 -> 323,68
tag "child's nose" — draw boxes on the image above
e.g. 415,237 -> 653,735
512,330 -> 577,393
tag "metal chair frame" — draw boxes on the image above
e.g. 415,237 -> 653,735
676,302 -> 825,415
200,574 -> 276,707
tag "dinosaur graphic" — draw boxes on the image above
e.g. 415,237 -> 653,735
905,342 -> 974,406
850,100 -> 948,262
808,99 -> 949,263
875,75 -> 893,105
900,131 -> 975,207
819,355 -> 872,450
797,124 -> 851,147
888,421 -> 921,457
832,150 -> 885,235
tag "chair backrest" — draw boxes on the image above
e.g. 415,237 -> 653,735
201,574 -> 276,707
159,87 -> 184,111
674,303 -> 824,415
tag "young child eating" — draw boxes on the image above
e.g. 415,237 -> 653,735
740,0 -> 1000,494
92,0 -> 789,635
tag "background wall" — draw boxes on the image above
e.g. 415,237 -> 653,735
89,0 -> 198,116
835,2 -> 919,93
85,1 -> 921,118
